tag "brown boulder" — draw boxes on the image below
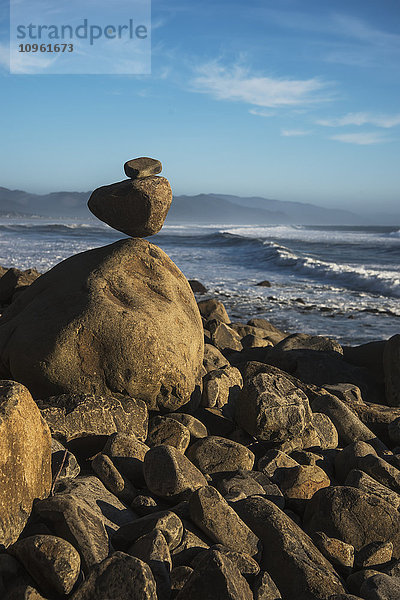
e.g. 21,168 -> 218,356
88,176 -> 172,237
0,238 -> 204,410
0,381 -> 51,548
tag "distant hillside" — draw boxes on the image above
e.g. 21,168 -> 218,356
0,185 -> 379,225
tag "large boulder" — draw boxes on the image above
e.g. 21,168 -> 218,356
0,238 -> 204,410
384,335 -> 400,407
0,381 -> 52,548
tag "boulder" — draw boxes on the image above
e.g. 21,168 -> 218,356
39,393 -> 148,457
51,439 -> 80,481
335,441 -> 377,483
208,321 -> 243,352
304,486 -> 400,558
360,572 -> 400,600
176,549 -> 253,600
313,531 -> 354,575
0,238 -> 204,410
252,571 -> 282,599
146,416 -> 190,453
202,366 -> 243,409
273,464 -> 330,511
197,299 -> 230,324
103,433 -> 149,484
345,469 -> 400,511
124,157 -> 162,179
186,436 -> 255,476
384,335 -> 400,407
188,280 -> 208,294
113,511 -> 184,552
235,496 -> 345,599
88,175 -> 172,237
0,381 -> 52,548
129,529 -> 171,600
355,541 -> 393,569
143,445 -> 207,502
70,552 -> 157,600
91,453 -> 136,504
170,566 -> 193,594
8,535 -> 80,596
235,371 -> 312,442
165,413 -> 208,441
203,344 -> 229,373
191,544 -> 260,577
246,318 -> 286,345
189,486 -> 260,557
274,332 -> 343,355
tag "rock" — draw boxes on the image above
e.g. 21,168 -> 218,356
274,464 -> 330,511
236,371 -> 312,442
147,416 -> 190,453
345,469 -> 400,511
175,549 -> 253,600
241,334 -> 272,348
131,495 -> 162,516
51,439 -> 80,480
355,541 -> 393,569
4,586 -> 49,600
191,544 -> 259,577
218,470 -> 267,502
165,413 -> 208,441
235,496 -> 345,599
343,340 -> 386,384
0,238 -> 203,410
389,417 -> 400,445
8,535 -> 80,596
310,391 -> 388,454
356,453 -> 400,494
114,511 -> 184,552
347,570 -> 381,595
208,321 -> 243,352
129,529 -> 171,600
143,445 -> 207,502
304,486 -> 400,558
252,571 -> 282,599
38,393 -> 148,457
360,572 -> 400,600
313,531 -> 354,575
170,566 -> 193,593
258,448 -> 299,477
202,366 -> 243,409
384,335 -> 400,407
0,268 -> 41,305
103,433 -> 149,484
189,486 -> 260,556
274,332 -> 343,354
335,441 -> 377,483
188,280 -> 207,294
197,299 -> 230,324
246,318 -> 286,345
0,381 -> 52,548
256,280 -> 272,287
170,522 -> 210,567
313,412 -> 339,449
203,344 -> 229,373
193,406 -> 235,437
124,157 -> 162,179
70,551 -> 157,599
35,475 -> 136,569
186,436 -> 254,476
88,175 -> 171,237
91,453 -> 137,504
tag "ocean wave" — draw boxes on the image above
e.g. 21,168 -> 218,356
0,222 -> 115,235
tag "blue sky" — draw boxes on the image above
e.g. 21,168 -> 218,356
0,0 -> 399,214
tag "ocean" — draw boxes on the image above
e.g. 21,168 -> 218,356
1,217 -> 399,346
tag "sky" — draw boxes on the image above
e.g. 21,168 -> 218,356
0,0 -> 399,215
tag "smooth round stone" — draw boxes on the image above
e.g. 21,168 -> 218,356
88,176 -> 172,237
124,157 -> 162,179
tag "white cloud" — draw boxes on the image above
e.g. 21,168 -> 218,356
0,42 -> 9,70
249,108 -> 275,117
317,112 -> 400,128
329,132 -> 388,145
281,129 -> 311,137
191,61 -> 332,108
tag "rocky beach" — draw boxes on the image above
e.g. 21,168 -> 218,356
0,158 -> 400,600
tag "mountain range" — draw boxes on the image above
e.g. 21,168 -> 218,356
0,186 -> 395,225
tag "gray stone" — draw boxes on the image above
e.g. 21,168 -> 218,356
355,541 -> 393,569
147,416 -> 190,453
312,412 -> 339,449
165,413 -> 207,441
335,441 -> 377,483
51,438 -> 80,480
128,529 -> 171,600
246,318 -> 286,345
113,510 -> 184,552
103,433 -> 149,484
8,535 -> 80,596
208,321 -> 242,352
356,453 -> 400,494
0,267 -> 40,305
186,436 -> 254,476
235,496 -> 345,599
253,571 -> 282,600
91,453 -> 137,504
203,344 -> 229,373
189,486 -> 260,557
304,486 -> 400,558
313,531 -> 354,575
345,469 -> 400,511
384,335 -> 400,407
360,573 -> 400,600
191,544 -> 260,577
170,566 -> 193,593
236,371 -> 312,442
202,366 -> 243,409
175,549 -> 253,600
70,552 -> 157,600
274,332 -> 343,355
143,445 -> 207,502
258,449 -> 299,478
124,157 -> 162,179
198,299 -> 230,324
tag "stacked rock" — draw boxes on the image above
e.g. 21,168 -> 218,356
88,157 -> 172,237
